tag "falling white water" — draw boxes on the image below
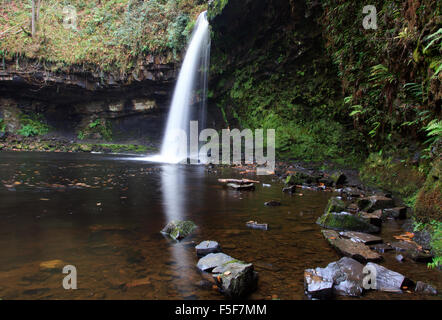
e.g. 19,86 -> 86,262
147,11 -> 210,164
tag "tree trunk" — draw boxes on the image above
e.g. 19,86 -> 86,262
31,0 -> 36,37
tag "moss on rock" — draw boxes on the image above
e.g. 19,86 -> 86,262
161,220 -> 197,241
414,159 -> 442,223
316,212 -> 380,233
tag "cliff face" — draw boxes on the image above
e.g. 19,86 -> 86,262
208,0 -> 441,162
0,0 -> 206,144
208,0 -> 350,161
0,54 -> 178,143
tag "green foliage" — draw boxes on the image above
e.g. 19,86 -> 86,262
0,118 -> 5,133
77,118 -> 112,141
320,0 -> 441,152
0,0 -> 206,72
360,153 -> 426,198
17,114 -> 50,137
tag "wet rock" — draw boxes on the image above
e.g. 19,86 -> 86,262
285,172 -> 315,185
161,220 -> 197,241
415,281 -> 438,295
212,262 -> 258,299
357,196 -> 394,212
339,231 -> 383,245
382,207 -> 407,220
359,210 -> 382,228
282,185 -> 297,193
197,253 -> 234,272
246,221 -> 268,230
195,241 -> 221,257
341,187 -> 363,198
324,197 -> 346,214
317,212 -> 380,233
227,183 -> 255,191
305,257 -> 365,299
365,262 -> 413,293
264,200 -> 281,206
304,268 -> 334,299
125,277 -> 151,288
390,241 -> 434,262
322,230 -> 382,263
346,203 -> 359,214
330,172 -> 347,186
39,260 -> 65,272
370,243 -> 393,253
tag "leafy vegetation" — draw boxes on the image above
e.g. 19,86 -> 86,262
77,118 -> 112,141
0,0 -> 206,72
0,118 -> 5,133
17,113 -> 50,137
319,0 -> 441,153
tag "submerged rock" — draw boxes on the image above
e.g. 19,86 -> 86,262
317,211 -> 380,234
195,241 -> 221,257
227,183 -> 255,191
197,253 -> 234,272
212,262 -> 258,299
357,196 -> 394,212
365,262 -> 413,293
264,200 -> 281,206
246,221 -> 268,230
161,220 -> 197,241
415,281 -> 438,295
322,230 -> 382,263
39,259 -> 65,272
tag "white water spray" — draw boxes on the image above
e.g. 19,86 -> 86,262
147,11 -> 210,164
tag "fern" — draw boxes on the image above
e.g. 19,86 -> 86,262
423,28 -> 442,54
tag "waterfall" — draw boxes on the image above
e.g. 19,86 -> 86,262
147,11 -> 210,164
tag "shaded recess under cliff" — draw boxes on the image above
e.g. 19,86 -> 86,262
208,0 -> 361,162
0,53 -> 184,142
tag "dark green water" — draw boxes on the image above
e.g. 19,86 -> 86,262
0,151 -> 440,300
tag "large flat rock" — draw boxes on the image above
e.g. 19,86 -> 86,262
357,196 -> 394,212
339,231 -> 383,245
304,257 -> 365,299
322,230 -> 382,263
365,263 -> 412,293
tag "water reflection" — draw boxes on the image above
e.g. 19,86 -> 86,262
160,165 -> 203,297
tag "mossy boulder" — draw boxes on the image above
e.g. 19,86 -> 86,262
324,197 -> 346,214
285,172 -> 316,185
161,220 -> 197,241
414,159 -> 442,223
316,212 -> 380,233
